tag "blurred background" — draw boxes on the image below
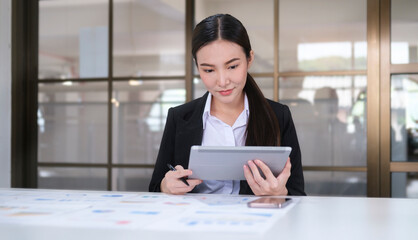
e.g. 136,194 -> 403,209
11,0 -> 418,197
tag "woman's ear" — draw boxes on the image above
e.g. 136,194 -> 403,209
247,50 -> 255,69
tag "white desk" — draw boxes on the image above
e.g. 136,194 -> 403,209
0,188 -> 417,240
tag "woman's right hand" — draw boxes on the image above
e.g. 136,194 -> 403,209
160,165 -> 202,195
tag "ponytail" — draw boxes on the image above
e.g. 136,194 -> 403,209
244,73 -> 281,146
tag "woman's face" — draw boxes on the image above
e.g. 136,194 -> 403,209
196,39 -> 253,106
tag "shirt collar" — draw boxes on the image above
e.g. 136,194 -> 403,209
202,92 -> 250,129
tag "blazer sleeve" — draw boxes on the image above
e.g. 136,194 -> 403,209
148,108 -> 176,192
281,105 -> 306,196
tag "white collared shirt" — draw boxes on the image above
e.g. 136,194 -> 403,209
193,93 -> 249,194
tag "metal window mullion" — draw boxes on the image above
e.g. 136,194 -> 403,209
185,0 -> 195,102
274,0 -> 279,102
37,162 -> 156,169
366,0 -> 382,197
303,166 -> 367,172
107,0 -> 114,191
380,0 -> 391,197
38,76 -> 186,83
391,63 -> 418,74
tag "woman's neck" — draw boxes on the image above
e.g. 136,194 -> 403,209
210,92 -> 245,126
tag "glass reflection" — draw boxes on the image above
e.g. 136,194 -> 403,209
112,80 -> 185,164
39,0 -> 109,79
297,41 -> 367,71
279,76 -> 367,166
391,75 -> 418,162
392,173 -> 418,198
304,171 -> 366,196
112,168 -> 154,191
391,0 -> 418,64
38,167 -> 107,191
279,0 -> 367,72
38,82 -> 108,164
113,0 -> 185,77
195,0 -> 274,73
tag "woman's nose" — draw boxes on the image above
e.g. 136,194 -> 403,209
217,71 -> 229,87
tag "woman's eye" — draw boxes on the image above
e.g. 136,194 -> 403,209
204,69 -> 214,73
229,65 -> 238,69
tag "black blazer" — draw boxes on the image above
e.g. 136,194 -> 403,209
149,92 -> 306,196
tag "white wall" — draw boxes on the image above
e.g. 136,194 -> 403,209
0,0 -> 12,188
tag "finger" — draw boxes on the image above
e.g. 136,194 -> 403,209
277,158 -> 291,182
173,178 -> 202,188
171,179 -> 202,194
274,161 -> 291,196
247,160 -> 269,189
174,165 -> 185,171
165,169 -> 184,180
173,165 -> 190,177
169,165 -> 193,178
243,164 -> 256,186
243,165 -> 262,195
186,179 -> 202,187
164,171 -> 192,187
254,159 -> 276,183
167,181 -> 193,194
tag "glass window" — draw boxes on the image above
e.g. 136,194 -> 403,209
391,74 -> 418,162
193,77 -> 274,100
38,167 -> 107,190
392,172 -> 418,198
38,82 -> 108,164
112,168 -> 154,192
112,80 -> 185,164
195,0 -> 274,73
391,0 -> 418,64
304,171 -> 367,196
279,75 -> 367,166
279,0 -> 367,72
113,0 -> 185,77
39,0 -> 109,79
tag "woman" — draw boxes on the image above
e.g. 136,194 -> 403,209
149,14 -> 305,196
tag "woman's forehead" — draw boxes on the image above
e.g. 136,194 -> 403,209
196,40 -> 245,62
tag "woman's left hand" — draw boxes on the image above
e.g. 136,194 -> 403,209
243,158 -> 291,196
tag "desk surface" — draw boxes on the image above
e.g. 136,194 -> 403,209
0,188 -> 417,240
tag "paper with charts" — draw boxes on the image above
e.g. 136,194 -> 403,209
0,188 -> 297,235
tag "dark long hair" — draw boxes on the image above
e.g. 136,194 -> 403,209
192,14 -> 281,146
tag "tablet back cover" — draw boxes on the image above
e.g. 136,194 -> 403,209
188,146 -> 291,180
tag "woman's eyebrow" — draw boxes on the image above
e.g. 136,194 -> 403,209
199,58 -> 240,67
200,63 -> 214,67
225,58 -> 240,65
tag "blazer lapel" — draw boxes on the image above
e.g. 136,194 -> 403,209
174,92 -> 208,167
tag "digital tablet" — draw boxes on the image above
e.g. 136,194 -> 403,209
188,146 -> 292,180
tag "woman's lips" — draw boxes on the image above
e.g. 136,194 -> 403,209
219,89 -> 233,96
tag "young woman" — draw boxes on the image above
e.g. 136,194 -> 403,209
149,14 -> 305,196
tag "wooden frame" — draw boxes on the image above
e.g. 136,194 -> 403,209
380,0 -> 391,197
381,0 -> 418,197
